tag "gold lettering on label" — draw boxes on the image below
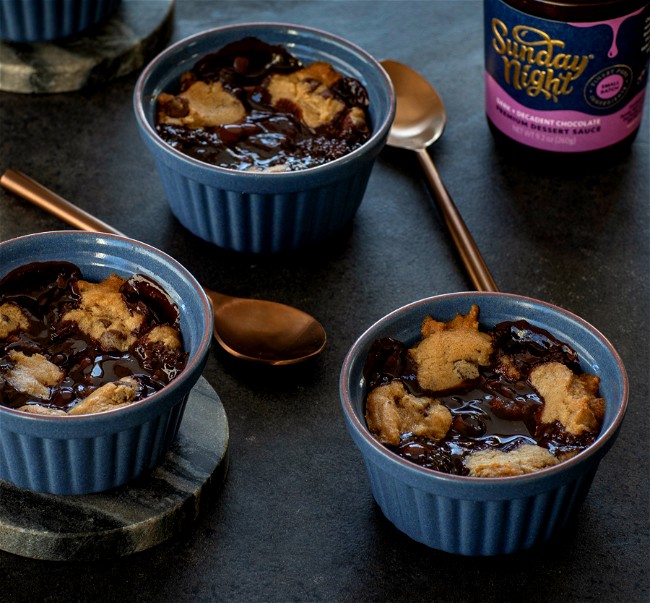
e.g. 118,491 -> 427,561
491,18 -> 591,102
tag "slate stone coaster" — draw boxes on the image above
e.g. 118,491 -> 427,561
0,376 -> 229,561
0,0 -> 175,93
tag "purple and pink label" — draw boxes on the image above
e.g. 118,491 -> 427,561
484,0 -> 650,152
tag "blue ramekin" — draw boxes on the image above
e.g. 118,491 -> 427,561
340,292 -> 628,556
0,231 -> 212,495
0,0 -> 122,42
134,23 -> 395,254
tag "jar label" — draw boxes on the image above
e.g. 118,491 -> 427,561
484,0 -> 650,152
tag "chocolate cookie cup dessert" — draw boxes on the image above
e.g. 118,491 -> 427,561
340,292 -> 628,556
0,232 -> 212,495
134,23 -> 395,253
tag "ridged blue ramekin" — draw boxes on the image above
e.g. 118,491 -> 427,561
340,292 -> 628,556
0,0 -> 121,42
133,23 -> 395,254
0,231 -> 212,495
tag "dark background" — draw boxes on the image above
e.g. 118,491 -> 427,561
0,1 -> 648,601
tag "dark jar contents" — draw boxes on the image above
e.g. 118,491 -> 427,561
484,0 -> 650,162
154,37 -> 372,172
363,317 -> 604,476
0,262 -> 187,414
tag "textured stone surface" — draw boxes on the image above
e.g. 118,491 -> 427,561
0,376 -> 229,561
0,0 -> 174,93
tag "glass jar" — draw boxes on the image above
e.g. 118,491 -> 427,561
484,0 -> 650,161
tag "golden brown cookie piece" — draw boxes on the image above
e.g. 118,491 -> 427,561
493,350 -> 522,381
419,304 -> 482,337
16,404 -> 67,416
409,305 -> 493,392
0,302 -> 29,339
157,80 -> 247,129
530,361 -> 605,436
366,380 -> 452,446
465,444 -> 559,477
67,377 -> 139,415
61,275 -> 145,352
246,163 -> 291,173
266,62 -> 347,129
6,350 -> 64,400
141,325 -> 182,351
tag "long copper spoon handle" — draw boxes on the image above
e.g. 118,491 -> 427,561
1,168 -> 124,236
415,149 -> 499,292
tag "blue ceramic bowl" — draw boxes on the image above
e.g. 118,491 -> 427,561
340,292 -> 628,556
133,23 -> 395,253
0,0 -> 121,42
0,231 -> 212,495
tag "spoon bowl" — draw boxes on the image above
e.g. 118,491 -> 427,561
381,60 -> 498,293
382,59 -> 446,150
0,168 -> 327,365
205,289 -> 326,365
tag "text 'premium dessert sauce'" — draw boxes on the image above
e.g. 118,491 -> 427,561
484,0 -> 650,159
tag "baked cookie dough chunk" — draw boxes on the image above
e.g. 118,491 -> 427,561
267,62 -> 349,129
366,380 -> 452,446
61,275 -> 145,352
465,444 -> 559,477
0,302 -> 29,339
67,377 -> 140,415
409,305 -> 493,392
157,80 -> 246,128
530,361 -> 605,436
141,325 -> 182,350
6,350 -> 63,400
16,404 -> 67,416
135,324 -> 185,378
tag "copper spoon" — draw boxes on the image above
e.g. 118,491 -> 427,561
381,60 -> 498,292
0,168 -> 327,365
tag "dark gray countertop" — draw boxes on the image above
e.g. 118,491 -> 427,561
0,1 -> 648,601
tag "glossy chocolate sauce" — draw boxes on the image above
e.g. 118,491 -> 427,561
155,37 -> 372,171
363,320 -> 599,475
0,262 -> 187,411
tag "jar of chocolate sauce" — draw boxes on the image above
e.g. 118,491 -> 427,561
484,0 -> 650,161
